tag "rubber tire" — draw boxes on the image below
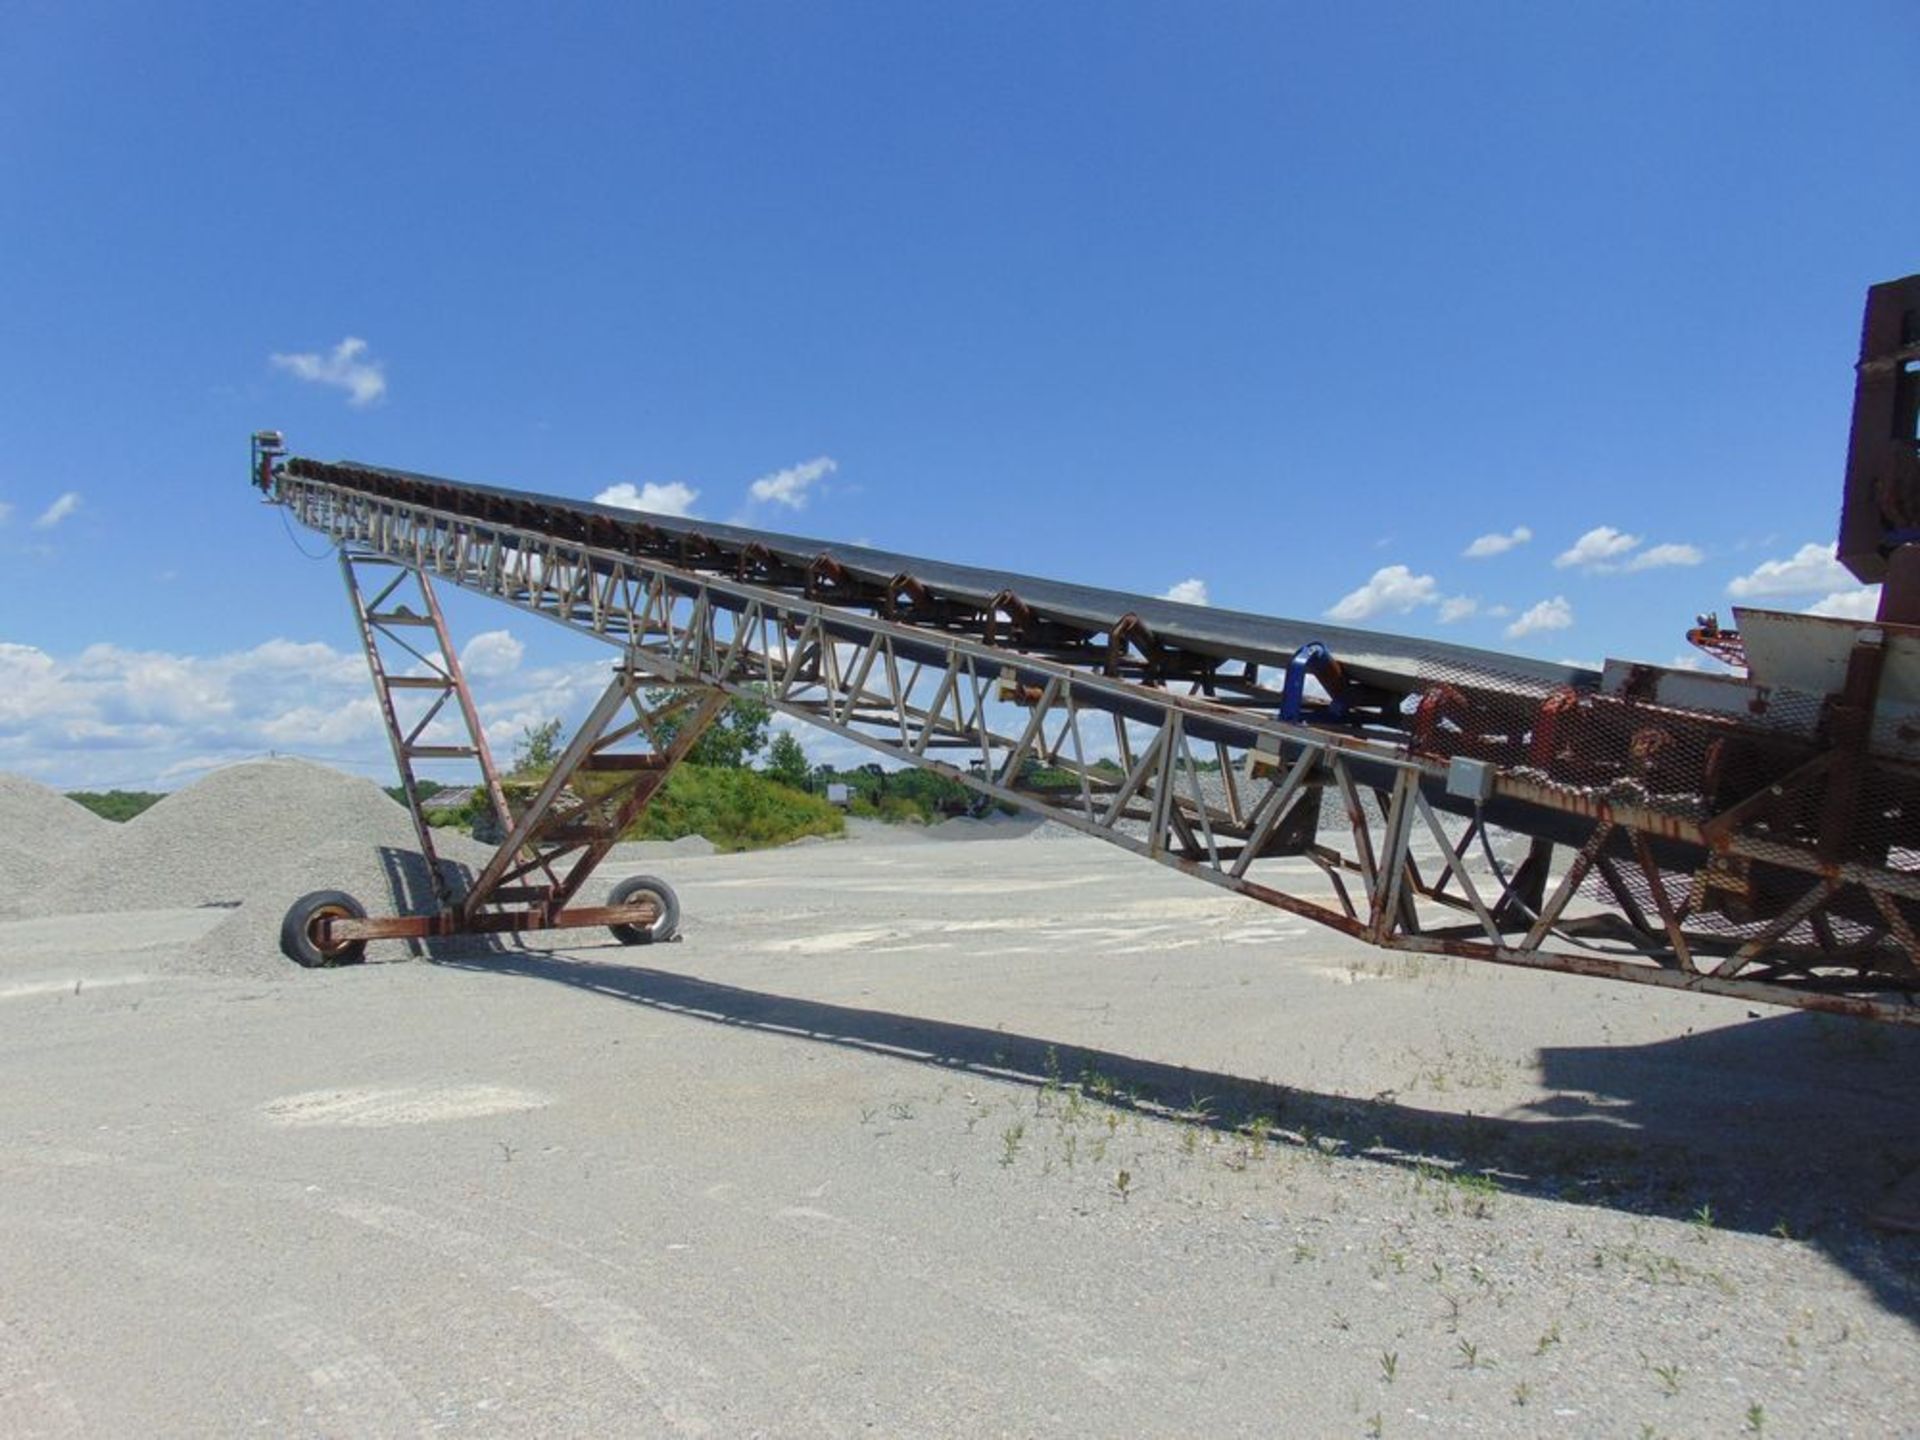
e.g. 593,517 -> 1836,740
280,890 -> 369,969
607,875 -> 680,945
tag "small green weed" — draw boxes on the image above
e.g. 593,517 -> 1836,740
1000,1121 -> 1025,1167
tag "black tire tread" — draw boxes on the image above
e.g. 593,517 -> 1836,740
280,889 -> 370,968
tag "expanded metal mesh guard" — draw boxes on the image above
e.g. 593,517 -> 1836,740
1402,649 -> 1918,985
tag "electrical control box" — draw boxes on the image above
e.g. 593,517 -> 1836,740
1445,756 -> 1496,804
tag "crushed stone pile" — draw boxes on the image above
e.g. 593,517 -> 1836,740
837,818 -> 928,846
928,814 -> 1052,841
0,758 -> 642,979
1022,819 -> 1092,843
179,830 -> 510,979
0,773 -> 111,916
607,834 -> 716,862
29,759 -> 436,917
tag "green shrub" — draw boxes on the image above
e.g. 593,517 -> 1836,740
876,795 -> 924,825
621,765 -> 843,852
66,790 -> 163,822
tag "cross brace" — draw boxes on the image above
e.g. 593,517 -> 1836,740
298,553 -> 726,961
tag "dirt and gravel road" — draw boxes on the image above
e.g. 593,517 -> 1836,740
1,778 -> 1916,1437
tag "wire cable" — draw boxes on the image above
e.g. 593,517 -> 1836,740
1472,802 -> 1646,958
277,503 -> 338,561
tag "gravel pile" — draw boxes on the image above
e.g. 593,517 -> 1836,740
925,813 -> 1098,844
27,759 -> 429,917
178,830 -> 509,979
607,834 -> 716,862
1023,819 -> 1093,842
0,774 -> 110,916
0,759 -> 702,977
927,814 -> 1049,841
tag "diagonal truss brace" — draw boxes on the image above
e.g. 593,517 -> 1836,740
336,547 -> 725,944
459,674 -> 727,925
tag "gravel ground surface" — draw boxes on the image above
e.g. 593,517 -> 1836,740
1,766 -> 1916,1437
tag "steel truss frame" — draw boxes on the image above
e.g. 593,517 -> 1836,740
282,473 -> 1918,1023
325,552 -> 725,948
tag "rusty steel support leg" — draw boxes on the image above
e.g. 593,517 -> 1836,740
342,552 -> 514,910
324,550 -> 730,953
307,678 -> 726,957
1877,545 -> 1920,627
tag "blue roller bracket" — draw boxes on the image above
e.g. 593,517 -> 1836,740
1278,641 -> 1347,724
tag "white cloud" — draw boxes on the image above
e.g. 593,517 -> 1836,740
1625,542 -> 1703,571
1551,526 -> 1701,575
1554,526 -> 1641,571
0,636 -> 624,790
269,336 -> 387,407
256,696 -> 383,747
748,456 -> 837,510
1160,578 -> 1209,606
460,629 -> 525,680
594,481 -> 699,518
475,659 -> 620,759
1326,565 -> 1440,623
1437,595 -> 1479,623
1807,586 -> 1881,620
1726,542 -> 1854,599
1506,596 -> 1574,638
33,492 -> 80,528
1462,525 -> 1531,559
0,500 -> 12,525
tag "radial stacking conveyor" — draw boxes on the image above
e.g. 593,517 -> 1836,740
251,274 -> 1920,1024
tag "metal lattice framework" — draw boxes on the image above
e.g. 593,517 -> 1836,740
263,461 -> 1920,1024
308,547 -> 728,950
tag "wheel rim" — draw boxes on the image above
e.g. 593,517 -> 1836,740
305,903 -> 356,958
612,885 -> 668,939
630,890 -> 663,937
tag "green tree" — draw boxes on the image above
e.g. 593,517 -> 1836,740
646,687 -> 772,769
513,717 -> 564,776
765,730 -> 810,789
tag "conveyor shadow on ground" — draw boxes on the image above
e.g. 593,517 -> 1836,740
375,847 -> 509,962
440,946 -> 1920,1328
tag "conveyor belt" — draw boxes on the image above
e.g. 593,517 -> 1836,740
291,457 -> 1598,703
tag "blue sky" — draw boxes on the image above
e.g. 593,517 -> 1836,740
2,3 -> 1915,788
